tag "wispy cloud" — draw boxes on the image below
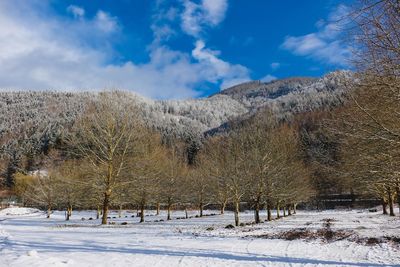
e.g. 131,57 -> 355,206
67,5 -> 85,18
181,0 -> 228,37
0,0 -> 249,98
94,10 -> 119,33
192,40 -> 250,89
150,1 -> 179,45
281,5 -> 351,67
178,0 -> 249,89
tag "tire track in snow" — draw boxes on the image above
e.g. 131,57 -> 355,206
177,237 -> 192,267
178,252 -> 186,266
0,220 -> 11,252
284,240 -> 294,267
245,239 -> 267,267
177,242 -> 191,267
245,238 -> 252,254
154,253 -> 168,267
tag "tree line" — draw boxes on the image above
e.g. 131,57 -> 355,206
14,92 -> 312,226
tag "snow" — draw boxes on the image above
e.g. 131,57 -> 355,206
26,250 -> 38,258
0,207 -> 41,216
0,207 -> 399,267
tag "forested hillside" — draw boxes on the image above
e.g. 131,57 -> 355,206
0,70 -> 350,188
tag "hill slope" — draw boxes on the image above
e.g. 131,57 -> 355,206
0,70 -> 351,172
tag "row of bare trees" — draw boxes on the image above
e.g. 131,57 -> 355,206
198,112 -> 312,226
13,92 -> 312,225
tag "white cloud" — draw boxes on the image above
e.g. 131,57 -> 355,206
181,0 -> 228,37
284,34 -> 326,55
181,1 -> 201,37
201,0 -> 228,26
94,10 -> 118,33
0,1 -> 250,99
192,40 -> 250,90
151,3 -> 179,45
260,74 -> 277,83
151,1 -> 248,92
67,5 -> 85,18
281,5 -> 351,66
320,4 -> 350,39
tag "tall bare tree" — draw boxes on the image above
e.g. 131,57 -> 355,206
160,143 -> 188,220
200,136 -> 230,215
71,91 -> 144,224
325,0 -> 400,215
128,132 -> 165,222
222,130 -> 250,226
53,160 -> 87,220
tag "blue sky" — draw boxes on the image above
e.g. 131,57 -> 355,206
0,0 -> 353,99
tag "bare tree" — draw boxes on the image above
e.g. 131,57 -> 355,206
24,170 -> 58,218
189,154 -> 216,217
53,160 -> 87,220
240,112 -> 313,223
13,172 -> 34,206
222,130 -> 250,227
351,0 -> 400,76
70,91 -> 144,224
320,0 -> 400,215
160,143 -> 188,220
239,112 -> 280,223
127,132 -> 165,222
200,137 -> 230,215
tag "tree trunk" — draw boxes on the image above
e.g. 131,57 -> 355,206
382,198 -> 388,215
283,206 -> 287,217
140,202 -> 145,223
276,204 -> 280,219
118,204 -> 122,218
185,206 -> 188,219
66,206 -> 72,221
47,204 -> 51,219
288,205 -> 292,216
266,202 -> 272,221
96,206 -> 101,219
388,190 -> 395,216
101,190 -> 111,225
293,203 -> 297,214
398,197 -> 400,214
156,202 -> 160,215
167,203 -> 172,220
220,201 -> 226,214
397,188 -> 400,214
234,201 -> 240,226
254,201 -> 260,223
350,188 -> 355,208
199,203 -> 203,217
389,199 -> 395,216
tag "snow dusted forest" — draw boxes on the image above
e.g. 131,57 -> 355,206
1,0 -> 400,266
0,71 -> 356,217
0,70 -> 350,183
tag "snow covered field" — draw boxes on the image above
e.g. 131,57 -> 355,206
1,207 -> 399,267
